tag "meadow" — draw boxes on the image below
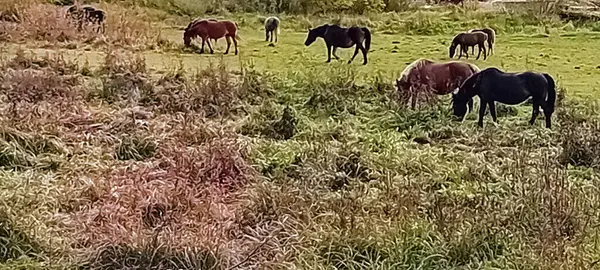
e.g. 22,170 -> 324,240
1,0 -> 600,269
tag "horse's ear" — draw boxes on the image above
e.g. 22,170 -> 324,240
307,27 -> 311,31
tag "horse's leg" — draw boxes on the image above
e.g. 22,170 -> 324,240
349,45 -> 360,64
458,46 -> 463,59
225,36 -> 231,54
529,103 -> 540,126
360,45 -> 368,65
200,37 -> 206,54
489,101 -> 497,123
332,47 -> 340,60
468,98 -> 474,113
542,105 -> 552,128
207,39 -> 214,54
471,45 -> 474,55
482,43 -> 487,60
232,35 -> 239,55
476,44 -> 482,60
326,45 -> 332,63
478,100 -> 487,127
275,30 -> 278,43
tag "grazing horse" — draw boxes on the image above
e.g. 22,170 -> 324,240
468,28 -> 496,56
265,16 -> 280,43
66,5 -> 106,33
449,32 -> 488,60
304,24 -> 371,65
396,58 -> 480,109
183,19 -> 240,55
185,18 -> 219,45
452,67 -> 556,128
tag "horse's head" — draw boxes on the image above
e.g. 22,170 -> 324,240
304,27 -> 319,46
183,31 -> 192,47
395,76 -> 411,92
451,88 -> 468,119
449,43 -> 457,58
452,72 -> 481,118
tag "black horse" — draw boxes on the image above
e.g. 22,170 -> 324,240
66,5 -> 106,33
452,67 -> 556,128
304,24 -> 371,65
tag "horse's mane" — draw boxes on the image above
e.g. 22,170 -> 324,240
399,58 -> 433,80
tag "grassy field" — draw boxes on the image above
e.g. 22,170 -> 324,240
2,1 -> 600,269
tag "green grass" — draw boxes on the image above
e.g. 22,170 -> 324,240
2,1 -> 600,269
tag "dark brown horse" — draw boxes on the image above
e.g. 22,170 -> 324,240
66,5 -> 105,33
449,32 -> 488,60
304,24 -> 371,65
183,19 -> 240,55
396,58 -> 480,109
468,28 -> 496,56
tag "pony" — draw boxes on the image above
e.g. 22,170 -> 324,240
304,24 -> 371,65
66,5 -> 106,33
183,19 -> 240,55
265,16 -> 280,43
396,58 -> 480,109
452,67 -> 556,128
449,32 -> 488,60
468,28 -> 496,56
185,18 -> 219,45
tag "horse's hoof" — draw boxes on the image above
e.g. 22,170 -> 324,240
348,61 -> 352,64
362,62 -> 368,65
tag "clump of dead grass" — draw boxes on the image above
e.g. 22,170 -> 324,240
72,135 -> 254,266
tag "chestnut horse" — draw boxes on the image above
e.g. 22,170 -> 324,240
449,32 -> 488,60
396,58 -> 480,109
183,19 -> 240,55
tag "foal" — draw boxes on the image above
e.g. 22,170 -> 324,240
449,32 -> 488,60
265,16 -> 280,43
468,28 -> 496,56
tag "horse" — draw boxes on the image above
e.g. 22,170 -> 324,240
451,67 -> 556,128
265,16 -> 280,43
449,32 -> 488,60
183,20 -> 240,55
66,5 -> 106,33
396,58 -> 480,109
304,24 -> 371,65
185,18 -> 219,45
468,28 -> 496,56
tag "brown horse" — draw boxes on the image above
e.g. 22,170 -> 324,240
449,32 -> 488,60
396,58 -> 480,109
183,19 -> 240,55
468,28 -> 496,56
186,18 -> 218,44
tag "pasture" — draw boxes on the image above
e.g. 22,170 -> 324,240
1,0 -> 600,269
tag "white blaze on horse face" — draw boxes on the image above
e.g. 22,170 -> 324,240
452,88 -> 459,95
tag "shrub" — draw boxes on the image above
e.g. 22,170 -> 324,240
115,134 -> 157,161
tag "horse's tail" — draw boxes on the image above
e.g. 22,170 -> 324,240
362,27 -> 371,51
544,73 -> 556,112
235,33 -> 243,41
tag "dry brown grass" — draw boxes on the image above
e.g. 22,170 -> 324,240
0,0 -> 163,49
